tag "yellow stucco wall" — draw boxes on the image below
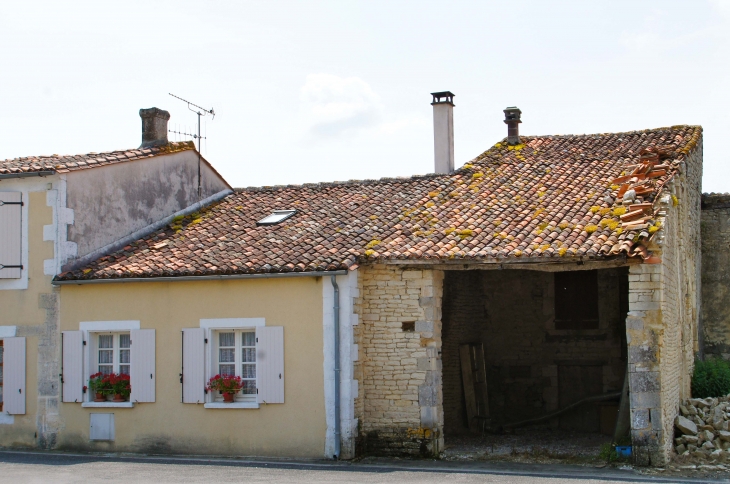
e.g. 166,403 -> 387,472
0,191 -> 54,448
58,276 -> 326,457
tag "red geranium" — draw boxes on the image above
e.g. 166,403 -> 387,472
207,374 -> 243,394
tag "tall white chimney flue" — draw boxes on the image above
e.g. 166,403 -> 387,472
431,91 -> 455,174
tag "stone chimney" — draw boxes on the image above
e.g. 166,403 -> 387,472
139,107 -> 170,148
431,91 -> 455,174
503,107 -> 521,145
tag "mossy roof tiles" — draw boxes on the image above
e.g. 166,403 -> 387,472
56,125 -> 702,281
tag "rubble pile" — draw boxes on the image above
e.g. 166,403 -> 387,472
674,397 -> 730,459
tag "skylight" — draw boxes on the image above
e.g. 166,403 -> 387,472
256,209 -> 296,226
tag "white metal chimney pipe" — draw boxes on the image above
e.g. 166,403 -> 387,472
431,91 -> 455,174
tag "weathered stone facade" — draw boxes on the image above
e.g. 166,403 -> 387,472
623,144 -> 703,465
701,193 -> 730,359
353,145 -> 702,466
354,265 -> 444,456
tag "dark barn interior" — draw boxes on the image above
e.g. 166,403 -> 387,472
441,267 -> 629,459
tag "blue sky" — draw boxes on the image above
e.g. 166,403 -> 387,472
1,1 -> 728,191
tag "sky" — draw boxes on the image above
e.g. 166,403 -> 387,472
1,1 -> 729,192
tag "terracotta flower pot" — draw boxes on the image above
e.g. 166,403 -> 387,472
94,393 -> 106,402
223,392 -> 235,403
113,394 -> 126,402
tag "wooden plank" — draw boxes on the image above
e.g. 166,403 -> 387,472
459,344 -> 478,433
473,344 -> 490,425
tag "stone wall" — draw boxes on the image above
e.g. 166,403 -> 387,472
353,264 -> 444,456
441,268 -> 627,435
701,193 -> 730,359
626,143 -> 703,466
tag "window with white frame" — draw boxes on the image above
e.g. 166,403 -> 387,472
214,330 -> 256,401
95,333 -> 131,375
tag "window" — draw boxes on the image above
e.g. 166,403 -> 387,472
95,333 -> 131,375
215,330 -> 256,401
554,270 -> 599,330
256,210 -> 296,226
0,340 -> 3,412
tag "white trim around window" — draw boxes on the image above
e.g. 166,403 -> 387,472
199,318 -> 264,409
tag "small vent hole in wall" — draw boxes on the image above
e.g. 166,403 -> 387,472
402,321 -> 415,332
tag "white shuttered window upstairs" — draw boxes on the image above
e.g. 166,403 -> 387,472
0,192 -> 22,279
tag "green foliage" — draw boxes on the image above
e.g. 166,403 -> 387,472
599,443 -> 622,462
692,358 -> 730,398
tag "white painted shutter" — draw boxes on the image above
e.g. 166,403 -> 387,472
0,192 -> 22,279
3,337 -> 25,414
182,328 -> 205,403
130,329 -> 155,403
256,326 -> 284,404
62,331 -> 84,403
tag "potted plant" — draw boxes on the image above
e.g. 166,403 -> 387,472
105,373 -> 131,402
207,374 -> 244,402
88,372 -> 109,402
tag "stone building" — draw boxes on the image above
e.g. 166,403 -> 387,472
0,98 -> 703,466
701,193 -> 730,359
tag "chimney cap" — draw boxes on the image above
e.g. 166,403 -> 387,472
431,91 -> 455,106
503,106 -> 522,122
139,107 -> 171,121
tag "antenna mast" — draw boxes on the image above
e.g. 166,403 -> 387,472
168,93 -> 215,199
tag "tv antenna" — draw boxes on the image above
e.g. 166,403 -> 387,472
168,93 -> 215,199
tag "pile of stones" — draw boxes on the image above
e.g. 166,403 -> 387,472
674,397 -> 730,458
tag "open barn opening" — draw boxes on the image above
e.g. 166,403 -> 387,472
440,266 -> 630,462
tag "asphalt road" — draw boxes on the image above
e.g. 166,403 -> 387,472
0,451 -> 717,484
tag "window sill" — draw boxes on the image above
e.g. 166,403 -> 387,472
204,402 -> 260,409
81,402 -> 134,408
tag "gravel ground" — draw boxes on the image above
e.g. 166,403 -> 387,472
442,428 -> 613,465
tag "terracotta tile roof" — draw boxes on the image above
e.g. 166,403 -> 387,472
0,141 -> 196,176
56,125 -> 702,281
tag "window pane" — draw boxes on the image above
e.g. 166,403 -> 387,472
242,332 -> 255,347
119,365 -> 130,375
242,363 -> 256,379
0,345 -> 3,364
219,348 -> 235,363
98,334 -> 113,349
119,334 -> 131,349
219,332 -> 235,347
120,349 -> 130,364
242,348 -> 256,363
99,349 -> 113,364
242,380 -> 256,394
219,364 -> 235,376
99,365 -> 113,376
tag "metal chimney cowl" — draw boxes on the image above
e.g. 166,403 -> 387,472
139,107 -> 171,148
503,107 -> 522,145
431,91 -> 455,175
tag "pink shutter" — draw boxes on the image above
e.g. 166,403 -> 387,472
4,337 -> 26,414
130,329 -> 155,403
0,192 -> 22,279
182,328 -> 205,403
256,326 -> 284,404
62,331 -> 84,403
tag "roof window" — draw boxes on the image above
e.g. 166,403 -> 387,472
256,210 -> 296,226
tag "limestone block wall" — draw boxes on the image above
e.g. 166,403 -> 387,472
353,264 -> 444,456
627,144 -> 702,466
700,193 -> 730,359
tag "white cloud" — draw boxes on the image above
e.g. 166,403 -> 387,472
300,74 -> 383,137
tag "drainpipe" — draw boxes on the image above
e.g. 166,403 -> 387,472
331,275 -> 341,460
